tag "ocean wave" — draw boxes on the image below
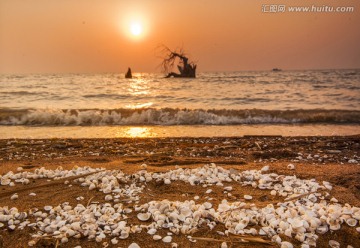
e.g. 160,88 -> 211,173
0,108 -> 359,126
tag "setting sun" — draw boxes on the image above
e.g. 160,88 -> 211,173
130,22 -> 143,36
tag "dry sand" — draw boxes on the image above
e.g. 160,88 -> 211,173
0,136 -> 359,247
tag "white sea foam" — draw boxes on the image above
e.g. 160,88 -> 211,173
0,108 -> 358,126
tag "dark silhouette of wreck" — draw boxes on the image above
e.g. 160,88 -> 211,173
158,46 -> 197,78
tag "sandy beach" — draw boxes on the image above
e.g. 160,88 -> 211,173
0,136 -> 359,248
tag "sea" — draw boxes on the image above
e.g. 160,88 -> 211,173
0,69 -> 359,138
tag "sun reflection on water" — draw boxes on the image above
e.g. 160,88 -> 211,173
125,74 -> 154,109
122,127 -> 153,138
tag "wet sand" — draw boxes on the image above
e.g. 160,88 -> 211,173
0,136 -> 359,247
0,124 -> 359,139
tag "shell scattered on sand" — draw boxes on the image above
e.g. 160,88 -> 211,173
0,163 -> 359,248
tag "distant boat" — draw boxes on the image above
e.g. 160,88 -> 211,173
272,68 -> 282,72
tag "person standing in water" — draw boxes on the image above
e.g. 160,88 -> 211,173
125,67 -> 132,78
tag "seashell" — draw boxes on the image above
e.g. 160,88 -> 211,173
1,178 -> 11,186
205,189 -> 212,194
15,212 -> 27,220
89,183 -> 96,190
316,225 -> 328,234
111,238 -> 118,245
164,179 -> 171,185
8,224 -> 16,231
171,243 -> 178,248
261,166 -> 269,172
44,206 -> 52,211
224,186 -> 232,191
162,236 -> 172,243
329,222 -> 341,231
153,235 -> 162,240
120,230 -> 129,239
284,228 -> 292,237
329,240 -> 340,248
128,243 -> 140,248
29,193 -> 36,196
308,194 -> 317,202
287,164 -> 295,170
180,208 -> 192,217
194,196 -> 199,200
137,213 -> 151,221
290,219 -> 303,229
356,227 -> 360,233
345,218 -> 357,227
270,190 -> 277,196
203,202 -> 212,209
147,228 -> 157,235
61,237 -> 68,243
105,195 -> 113,201
10,194 -> 18,200
281,241 -> 293,248
221,242 -> 228,248
28,240 -> 36,247
244,195 -> 252,200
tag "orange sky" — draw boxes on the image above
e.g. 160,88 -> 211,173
0,0 -> 359,73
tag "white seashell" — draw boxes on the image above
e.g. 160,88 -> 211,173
205,189 -> 212,194
171,243 -> 178,248
180,208 -> 192,217
61,237 -> 68,243
44,206 -> 52,211
137,213 -> 151,221
164,179 -> 171,185
329,240 -> 340,248
162,236 -> 172,243
290,219 -> 303,229
147,228 -> 157,235
261,166 -> 269,172
345,218 -> 357,227
356,227 -> 360,233
28,240 -> 36,247
17,167 -> 23,171
10,194 -> 18,200
120,230 -> 129,239
281,241 -> 293,248
284,228 -> 292,238
270,190 -> 277,196
194,196 -> 200,200
1,178 -> 10,186
224,186 -> 232,191
244,195 -> 252,200
153,235 -> 162,240
29,193 -> 36,196
316,225 -> 328,234
287,164 -> 295,170
330,197 -> 338,203
221,242 -> 228,248
203,202 -> 212,209
111,238 -> 118,245
89,183 -> 96,190
105,195 -> 113,201
128,243 -> 140,248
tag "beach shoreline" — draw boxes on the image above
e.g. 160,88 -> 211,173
0,136 -> 359,247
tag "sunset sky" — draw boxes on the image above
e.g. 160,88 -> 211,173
0,0 -> 359,74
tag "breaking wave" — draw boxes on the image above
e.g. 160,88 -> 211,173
0,108 -> 359,126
